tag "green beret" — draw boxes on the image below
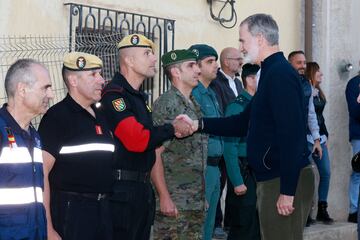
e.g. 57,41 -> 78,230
161,49 -> 197,67
241,63 -> 260,79
63,52 -> 103,71
118,34 -> 155,51
188,44 -> 218,61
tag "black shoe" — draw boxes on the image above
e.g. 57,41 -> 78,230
348,212 -> 358,223
306,216 -> 316,227
316,201 -> 334,225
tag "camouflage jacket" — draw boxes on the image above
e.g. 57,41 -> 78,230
152,86 -> 208,211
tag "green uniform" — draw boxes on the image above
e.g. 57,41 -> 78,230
192,82 -> 223,240
152,86 -> 207,240
224,90 -> 260,240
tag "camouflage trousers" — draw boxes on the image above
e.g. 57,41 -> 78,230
153,210 -> 204,240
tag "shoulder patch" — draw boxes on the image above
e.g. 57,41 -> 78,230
112,98 -> 126,112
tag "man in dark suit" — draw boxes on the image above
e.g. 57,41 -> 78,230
210,47 -> 243,113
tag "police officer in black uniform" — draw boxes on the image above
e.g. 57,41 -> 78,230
100,34 -> 193,240
39,52 -> 115,240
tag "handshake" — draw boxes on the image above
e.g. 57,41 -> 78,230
171,114 -> 199,138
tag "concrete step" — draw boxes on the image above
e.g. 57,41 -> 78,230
304,222 -> 357,240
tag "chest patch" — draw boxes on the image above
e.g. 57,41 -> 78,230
112,98 -> 126,112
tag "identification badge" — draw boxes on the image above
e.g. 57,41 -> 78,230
95,125 -> 103,135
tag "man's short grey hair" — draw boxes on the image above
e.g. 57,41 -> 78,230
4,59 -> 43,97
240,13 -> 279,46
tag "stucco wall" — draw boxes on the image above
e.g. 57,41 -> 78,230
312,0 -> 360,220
0,0 -> 301,56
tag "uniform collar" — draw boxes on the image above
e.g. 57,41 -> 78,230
112,72 -> 147,99
0,104 -> 35,136
239,89 -> 252,101
261,51 -> 284,70
170,86 -> 201,112
64,94 -> 98,116
196,81 -> 217,98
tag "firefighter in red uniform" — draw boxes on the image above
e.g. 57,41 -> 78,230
100,34 -> 193,240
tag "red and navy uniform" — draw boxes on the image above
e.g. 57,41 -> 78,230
100,72 -> 174,240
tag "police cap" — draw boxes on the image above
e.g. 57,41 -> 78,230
188,44 -> 218,61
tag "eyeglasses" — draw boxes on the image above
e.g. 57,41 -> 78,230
227,57 -> 243,61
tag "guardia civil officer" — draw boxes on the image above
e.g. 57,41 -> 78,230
38,52 -> 115,240
0,59 -> 54,240
100,34 -> 193,240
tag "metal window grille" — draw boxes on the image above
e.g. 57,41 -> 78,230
0,3 -> 175,127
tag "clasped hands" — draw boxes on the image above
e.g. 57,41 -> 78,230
171,114 -> 199,138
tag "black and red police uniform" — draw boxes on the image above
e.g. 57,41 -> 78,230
100,71 -> 175,240
38,94 -> 115,240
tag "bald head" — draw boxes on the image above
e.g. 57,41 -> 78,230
220,47 -> 243,77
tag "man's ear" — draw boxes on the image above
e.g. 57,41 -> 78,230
67,73 -> 78,87
124,55 -> 134,68
170,66 -> 180,79
257,33 -> 265,47
17,82 -> 27,98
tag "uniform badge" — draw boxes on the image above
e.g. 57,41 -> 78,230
5,127 -> 17,148
192,49 -> 199,57
170,52 -> 177,60
95,125 -> 103,135
76,56 -> 86,70
130,35 -> 139,45
112,98 -> 126,112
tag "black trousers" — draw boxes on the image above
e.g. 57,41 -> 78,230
226,167 -> 260,240
215,156 -> 229,228
110,181 -> 155,240
51,191 -> 112,240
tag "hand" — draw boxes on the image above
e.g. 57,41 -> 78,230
175,114 -> 199,132
172,115 -> 194,138
159,195 -> 178,217
313,139 -> 323,159
47,226 -> 62,240
276,194 -> 295,216
234,184 -> 247,195
357,93 -> 360,103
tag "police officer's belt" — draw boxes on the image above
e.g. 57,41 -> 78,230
207,156 -> 221,166
59,191 -> 108,201
114,169 -> 150,183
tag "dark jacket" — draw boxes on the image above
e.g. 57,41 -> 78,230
247,52 -> 309,196
210,69 -> 243,114
202,52 -> 309,196
313,94 -> 328,137
345,75 -> 360,141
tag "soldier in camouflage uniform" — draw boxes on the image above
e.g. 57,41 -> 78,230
152,49 -> 208,240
